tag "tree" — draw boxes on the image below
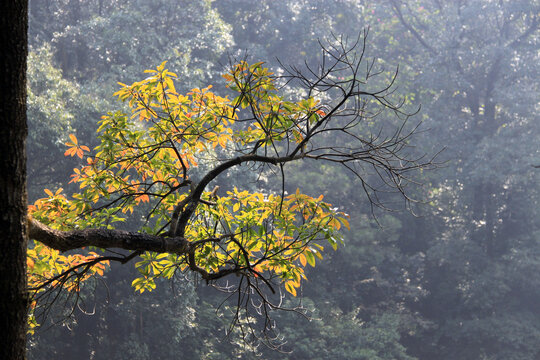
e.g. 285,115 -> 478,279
28,0 -> 233,90
0,0 -> 29,359
26,44 -> 103,201
26,34 -> 433,345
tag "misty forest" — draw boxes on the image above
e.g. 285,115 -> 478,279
13,0 -> 540,358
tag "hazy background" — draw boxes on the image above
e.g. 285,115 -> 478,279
27,1 -> 540,359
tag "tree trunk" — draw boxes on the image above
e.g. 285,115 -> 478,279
0,1 -> 29,359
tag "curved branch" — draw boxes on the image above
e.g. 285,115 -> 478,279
175,153 -> 304,237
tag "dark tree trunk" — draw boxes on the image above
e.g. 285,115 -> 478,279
0,1 -> 29,359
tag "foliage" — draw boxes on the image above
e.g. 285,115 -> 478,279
29,0 -> 233,89
26,45 -> 88,200
29,60 -> 348,288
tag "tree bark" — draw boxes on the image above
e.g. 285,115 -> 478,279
0,1 -> 29,359
28,217 -> 189,254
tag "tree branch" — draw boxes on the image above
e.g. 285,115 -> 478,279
28,217 -> 189,254
390,0 -> 437,55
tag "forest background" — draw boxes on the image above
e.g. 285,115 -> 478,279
27,1 -> 539,359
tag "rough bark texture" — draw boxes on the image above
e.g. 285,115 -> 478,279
28,218 -> 190,254
0,1 -> 29,359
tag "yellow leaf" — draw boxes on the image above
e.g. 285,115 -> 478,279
305,250 -> 316,267
299,254 -> 307,267
285,281 -> 297,296
165,77 -> 176,92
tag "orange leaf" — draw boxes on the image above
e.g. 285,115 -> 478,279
68,134 -> 78,145
64,148 -> 75,157
136,194 -> 150,204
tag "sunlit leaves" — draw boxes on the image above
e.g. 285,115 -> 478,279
178,187 -> 347,296
26,239 -> 110,333
28,60 -> 348,303
64,134 -> 90,159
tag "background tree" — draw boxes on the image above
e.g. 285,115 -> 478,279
26,45 -> 103,200
364,1 -> 540,358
